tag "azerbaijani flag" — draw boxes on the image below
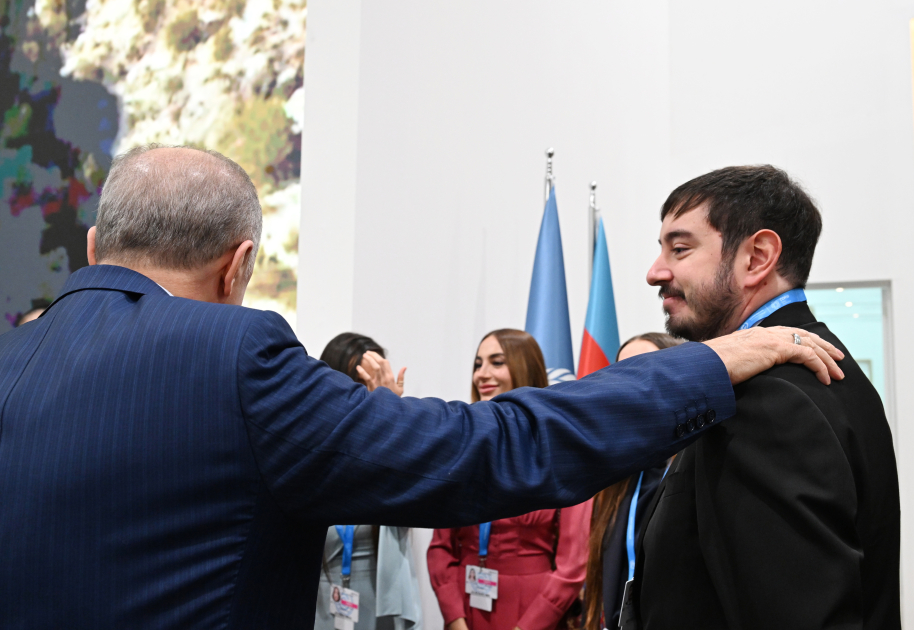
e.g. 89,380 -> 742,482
577,217 -> 620,377
525,187 -> 576,384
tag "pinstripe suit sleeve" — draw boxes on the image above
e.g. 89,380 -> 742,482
236,311 -> 735,527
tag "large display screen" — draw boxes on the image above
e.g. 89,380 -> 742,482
0,0 -> 305,331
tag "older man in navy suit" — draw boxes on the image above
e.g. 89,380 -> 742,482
0,145 -> 842,629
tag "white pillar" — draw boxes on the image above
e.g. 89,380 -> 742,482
297,0 -> 362,352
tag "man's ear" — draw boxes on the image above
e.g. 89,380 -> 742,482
743,229 -> 782,288
87,226 -> 97,266
221,240 -> 255,299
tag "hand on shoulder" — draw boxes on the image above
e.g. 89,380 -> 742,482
703,326 -> 844,386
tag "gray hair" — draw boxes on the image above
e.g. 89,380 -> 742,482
95,144 -> 262,276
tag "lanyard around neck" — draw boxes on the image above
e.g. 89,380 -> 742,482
335,525 -> 355,578
625,471 -> 645,582
738,288 -> 806,330
478,522 -> 492,563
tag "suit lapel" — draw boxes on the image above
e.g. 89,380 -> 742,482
636,460 -> 675,553
694,435 -> 744,630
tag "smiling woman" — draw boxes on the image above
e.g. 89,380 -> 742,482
470,329 -> 548,402
429,328 -> 591,630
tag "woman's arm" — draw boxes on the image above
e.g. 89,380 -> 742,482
427,528 -> 469,627
516,500 -> 594,630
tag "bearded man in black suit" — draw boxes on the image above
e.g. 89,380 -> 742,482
627,165 -> 900,629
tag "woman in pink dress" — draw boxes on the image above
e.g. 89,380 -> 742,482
428,329 -> 593,630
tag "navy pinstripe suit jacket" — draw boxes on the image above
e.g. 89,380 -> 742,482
0,264 -> 734,629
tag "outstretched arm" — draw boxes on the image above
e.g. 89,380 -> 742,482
427,529 -> 468,628
237,312 -> 842,528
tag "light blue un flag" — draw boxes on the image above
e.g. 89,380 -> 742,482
525,187 -> 576,383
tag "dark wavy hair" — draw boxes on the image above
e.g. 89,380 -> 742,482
320,332 -> 386,384
661,165 -> 822,287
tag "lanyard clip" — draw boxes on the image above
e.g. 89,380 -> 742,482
479,556 -> 486,568
342,575 -> 350,589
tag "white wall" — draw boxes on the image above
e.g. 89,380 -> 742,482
297,0 -> 362,351
301,0 -> 675,399
300,0 -> 914,624
665,2 -> 914,618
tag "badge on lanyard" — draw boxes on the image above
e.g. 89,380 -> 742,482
331,525 -> 360,629
618,472 -> 644,629
330,584 -> 360,630
466,522 -> 499,611
465,565 -> 499,611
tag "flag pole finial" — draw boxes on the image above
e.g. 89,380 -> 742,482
588,181 -> 600,278
544,148 -> 555,205
589,182 -> 600,223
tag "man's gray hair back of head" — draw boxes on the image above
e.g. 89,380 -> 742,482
95,144 -> 262,276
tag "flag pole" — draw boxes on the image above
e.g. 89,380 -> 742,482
588,181 -> 600,282
544,148 -> 555,206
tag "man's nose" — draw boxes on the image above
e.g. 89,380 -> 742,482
646,256 -> 672,286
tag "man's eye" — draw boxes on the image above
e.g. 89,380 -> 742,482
672,247 -> 687,255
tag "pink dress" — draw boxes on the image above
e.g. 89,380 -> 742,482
427,500 -> 593,630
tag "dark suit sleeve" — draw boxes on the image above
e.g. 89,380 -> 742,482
694,375 -> 862,629
235,311 -> 735,527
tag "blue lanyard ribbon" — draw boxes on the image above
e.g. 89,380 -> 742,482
478,522 -> 492,559
625,471 -> 644,582
335,525 -> 355,577
738,289 -> 807,330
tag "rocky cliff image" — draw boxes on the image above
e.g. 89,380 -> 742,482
0,0 -> 304,330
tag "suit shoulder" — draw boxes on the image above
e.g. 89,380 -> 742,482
134,298 -> 300,356
726,373 -> 854,466
732,372 -> 827,423
163,298 -> 291,333
732,361 -> 892,472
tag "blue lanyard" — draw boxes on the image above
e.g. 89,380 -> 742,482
335,525 -> 355,577
625,471 -> 644,582
478,522 -> 492,559
738,289 -> 806,330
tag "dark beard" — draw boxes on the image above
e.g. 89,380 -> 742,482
661,265 -> 741,342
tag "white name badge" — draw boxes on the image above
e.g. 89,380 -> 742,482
330,584 -> 360,629
465,565 -> 498,611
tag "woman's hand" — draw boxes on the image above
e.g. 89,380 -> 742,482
447,619 -> 469,630
356,350 -> 407,396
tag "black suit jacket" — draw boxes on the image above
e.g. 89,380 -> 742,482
633,302 -> 900,629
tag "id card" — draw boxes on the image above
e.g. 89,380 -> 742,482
466,565 -> 498,611
618,579 -> 637,629
330,584 -> 360,629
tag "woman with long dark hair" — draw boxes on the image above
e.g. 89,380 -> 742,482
582,333 -> 684,630
314,333 -> 417,630
428,329 -> 592,630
